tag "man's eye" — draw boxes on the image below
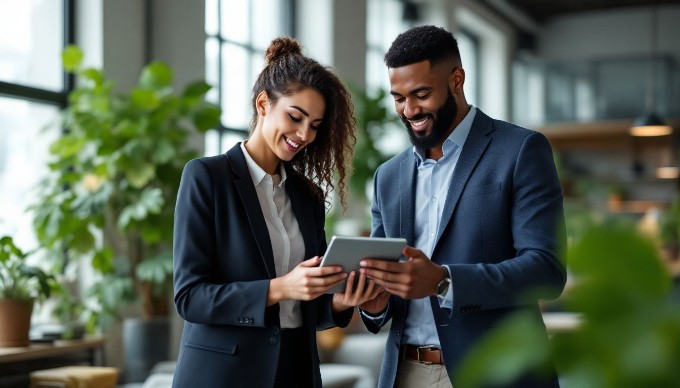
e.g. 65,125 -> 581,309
288,114 -> 302,122
416,93 -> 430,100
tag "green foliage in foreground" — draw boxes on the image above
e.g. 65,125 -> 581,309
457,222 -> 680,388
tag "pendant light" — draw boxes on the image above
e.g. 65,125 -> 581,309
629,4 -> 672,137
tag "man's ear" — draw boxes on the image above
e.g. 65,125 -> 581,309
255,91 -> 269,116
450,67 -> 465,94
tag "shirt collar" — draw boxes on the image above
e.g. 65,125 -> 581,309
413,105 -> 477,162
240,141 -> 287,187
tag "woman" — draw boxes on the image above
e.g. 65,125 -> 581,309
172,37 -> 378,388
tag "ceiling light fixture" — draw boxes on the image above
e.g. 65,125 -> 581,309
630,4 -> 672,137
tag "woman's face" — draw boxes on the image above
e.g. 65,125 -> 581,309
257,87 -> 325,163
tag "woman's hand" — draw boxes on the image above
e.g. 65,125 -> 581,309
267,256 -> 347,305
331,271 -> 384,312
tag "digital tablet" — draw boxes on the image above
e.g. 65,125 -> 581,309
320,235 -> 407,294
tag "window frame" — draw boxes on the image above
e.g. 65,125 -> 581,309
205,0 -> 296,153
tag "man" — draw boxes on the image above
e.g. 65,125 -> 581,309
358,25 -> 566,388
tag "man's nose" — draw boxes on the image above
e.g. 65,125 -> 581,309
403,98 -> 421,118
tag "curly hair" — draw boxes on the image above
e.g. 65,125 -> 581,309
384,25 -> 461,69
251,37 -> 356,211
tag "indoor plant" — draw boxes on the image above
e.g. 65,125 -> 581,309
0,235 -> 53,347
30,45 -> 219,381
456,221 -> 680,388
30,45 -> 219,327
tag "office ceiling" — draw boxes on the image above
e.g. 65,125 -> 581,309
499,0 -> 680,23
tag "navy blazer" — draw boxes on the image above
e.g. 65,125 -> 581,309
362,109 -> 567,388
172,144 -> 352,388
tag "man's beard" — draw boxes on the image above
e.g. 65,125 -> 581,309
402,88 -> 457,150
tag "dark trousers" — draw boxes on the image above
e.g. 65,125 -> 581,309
274,327 -> 313,388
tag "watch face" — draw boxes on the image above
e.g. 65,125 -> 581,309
437,278 -> 451,295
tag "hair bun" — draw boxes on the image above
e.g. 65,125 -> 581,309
265,37 -> 303,64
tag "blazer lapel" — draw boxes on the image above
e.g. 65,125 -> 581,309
436,110 -> 493,245
399,156 -> 417,246
226,144 -> 276,278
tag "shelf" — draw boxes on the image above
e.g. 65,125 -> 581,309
536,119 -> 679,150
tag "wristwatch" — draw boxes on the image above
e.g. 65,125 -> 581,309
436,267 -> 451,297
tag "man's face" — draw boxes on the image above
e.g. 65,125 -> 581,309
388,60 -> 457,150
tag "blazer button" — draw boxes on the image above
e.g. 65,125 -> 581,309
269,336 -> 279,345
274,327 -> 280,334
395,329 -> 400,336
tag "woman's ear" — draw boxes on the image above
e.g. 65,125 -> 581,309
255,91 -> 269,116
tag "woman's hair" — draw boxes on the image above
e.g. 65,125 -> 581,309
251,37 -> 356,210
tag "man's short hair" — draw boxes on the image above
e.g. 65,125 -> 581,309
384,25 -> 460,69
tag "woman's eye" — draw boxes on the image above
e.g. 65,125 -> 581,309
288,113 -> 302,123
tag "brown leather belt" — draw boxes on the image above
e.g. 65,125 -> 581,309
402,345 -> 444,365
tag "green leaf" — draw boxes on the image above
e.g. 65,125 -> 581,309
183,81 -> 212,98
136,251 -> 173,286
125,163 -> 156,188
80,68 -> 105,87
456,312 -> 551,387
91,247 -> 115,273
139,62 -> 173,90
62,45 -> 83,72
152,139 -> 176,164
49,136 -> 87,159
117,187 -> 164,229
131,88 -> 161,110
192,104 -> 221,131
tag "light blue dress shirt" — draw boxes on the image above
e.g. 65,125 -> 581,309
364,106 -> 476,347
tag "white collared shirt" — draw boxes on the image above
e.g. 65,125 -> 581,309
240,142 -> 305,328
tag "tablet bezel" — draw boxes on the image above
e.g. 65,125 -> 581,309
319,235 -> 407,294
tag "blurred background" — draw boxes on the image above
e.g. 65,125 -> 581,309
1,0 -> 679,387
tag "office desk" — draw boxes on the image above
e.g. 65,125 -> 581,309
0,337 -> 105,387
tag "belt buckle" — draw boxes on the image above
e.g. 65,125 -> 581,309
417,345 -> 434,365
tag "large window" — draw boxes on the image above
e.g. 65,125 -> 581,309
0,0 -> 72,250
204,0 -> 294,155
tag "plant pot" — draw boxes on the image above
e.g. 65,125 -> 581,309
122,316 -> 170,383
0,298 -> 34,347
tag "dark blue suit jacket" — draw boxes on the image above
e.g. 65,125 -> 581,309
172,144 -> 352,388
362,109 -> 567,388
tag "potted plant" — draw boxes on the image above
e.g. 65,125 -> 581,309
0,235 -> 53,347
30,45 -> 220,379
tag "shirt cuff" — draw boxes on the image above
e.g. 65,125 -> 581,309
437,266 -> 453,309
360,305 -> 388,321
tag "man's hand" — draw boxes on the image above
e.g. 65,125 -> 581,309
268,256 -> 347,305
359,289 -> 390,316
332,271 -> 384,312
359,246 -> 447,299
